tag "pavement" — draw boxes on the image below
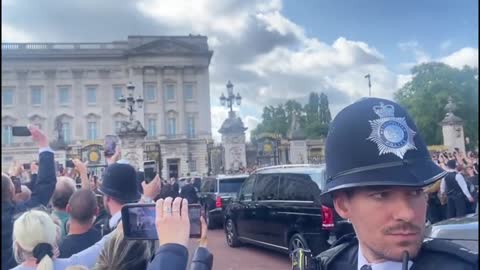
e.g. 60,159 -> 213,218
187,228 -> 291,270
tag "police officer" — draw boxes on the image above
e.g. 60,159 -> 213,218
440,160 -> 474,218
311,98 -> 478,270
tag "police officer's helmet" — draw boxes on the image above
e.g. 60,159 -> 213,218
321,97 -> 446,205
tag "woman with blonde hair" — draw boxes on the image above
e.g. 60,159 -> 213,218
11,210 -> 114,270
93,228 -> 155,270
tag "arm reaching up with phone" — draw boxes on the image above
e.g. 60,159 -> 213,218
72,159 -> 90,190
146,197 -> 213,270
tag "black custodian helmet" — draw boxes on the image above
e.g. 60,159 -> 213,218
321,97 -> 446,204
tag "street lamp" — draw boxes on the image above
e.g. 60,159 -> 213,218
118,82 -> 144,121
219,80 -> 242,113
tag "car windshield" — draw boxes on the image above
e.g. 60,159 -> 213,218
219,178 -> 247,193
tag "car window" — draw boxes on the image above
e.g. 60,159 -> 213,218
201,178 -> 217,193
239,175 -> 256,201
219,177 -> 247,193
278,173 -> 319,201
307,168 -> 327,192
253,174 -> 280,201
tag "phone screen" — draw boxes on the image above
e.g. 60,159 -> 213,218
13,178 -> 22,194
23,163 -> 31,170
143,160 -> 157,184
122,203 -> 202,240
104,135 -> 118,157
66,160 -> 75,168
12,126 -> 31,137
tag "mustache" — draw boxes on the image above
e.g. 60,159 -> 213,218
383,222 -> 422,234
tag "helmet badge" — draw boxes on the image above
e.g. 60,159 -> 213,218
367,102 -> 417,159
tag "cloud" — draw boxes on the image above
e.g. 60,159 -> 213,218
398,40 -> 431,64
440,47 -> 478,69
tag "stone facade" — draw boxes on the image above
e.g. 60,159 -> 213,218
1,36 -> 213,178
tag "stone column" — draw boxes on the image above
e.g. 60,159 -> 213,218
118,121 -> 147,170
219,112 -> 247,172
289,140 -> 308,164
440,96 -> 466,153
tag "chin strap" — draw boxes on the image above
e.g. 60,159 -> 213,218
402,250 -> 409,270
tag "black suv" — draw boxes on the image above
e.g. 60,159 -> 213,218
199,174 -> 249,229
224,165 -> 353,255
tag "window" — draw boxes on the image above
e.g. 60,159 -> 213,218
114,121 -> 123,133
86,86 -> 97,105
167,117 -> 176,137
31,87 -> 42,105
219,177 -> 247,193
58,86 -> 71,105
61,122 -> 71,143
113,86 -> 123,103
147,119 -> 157,137
253,174 -> 280,201
2,126 -> 12,145
239,175 -> 256,201
278,174 -> 319,201
201,179 -> 217,193
189,159 -> 197,172
145,84 -> 157,102
184,84 -> 194,100
165,84 -> 176,101
187,116 -> 195,138
87,121 -> 97,140
2,88 -> 14,106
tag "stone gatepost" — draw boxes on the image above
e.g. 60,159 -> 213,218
287,113 -> 308,164
440,96 -> 466,153
219,111 -> 247,172
117,120 -> 147,170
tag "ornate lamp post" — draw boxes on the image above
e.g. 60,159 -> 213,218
118,82 -> 144,121
219,80 -> 242,114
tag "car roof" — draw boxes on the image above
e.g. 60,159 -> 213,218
254,164 -> 325,174
206,174 -> 250,180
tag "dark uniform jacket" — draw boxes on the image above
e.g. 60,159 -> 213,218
1,151 -> 57,270
444,172 -> 466,199
314,234 -> 478,270
146,243 -> 213,270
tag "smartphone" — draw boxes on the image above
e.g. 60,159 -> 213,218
23,163 -> 31,170
121,203 -> 202,240
66,160 -> 75,168
104,135 -> 119,157
13,177 -> 22,194
143,160 -> 157,184
12,126 -> 31,137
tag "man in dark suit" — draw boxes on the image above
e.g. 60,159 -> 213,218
180,178 -> 199,204
1,126 -> 57,270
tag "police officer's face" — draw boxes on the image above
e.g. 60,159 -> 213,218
333,186 -> 427,262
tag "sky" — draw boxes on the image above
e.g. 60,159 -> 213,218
2,0 -> 478,142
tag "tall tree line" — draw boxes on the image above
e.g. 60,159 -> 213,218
252,92 -> 332,140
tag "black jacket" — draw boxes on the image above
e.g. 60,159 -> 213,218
180,184 -> 199,204
1,151 -> 57,270
146,244 -> 213,270
314,234 -> 478,270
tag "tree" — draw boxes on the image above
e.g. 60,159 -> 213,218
319,92 -> 332,125
394,62 -> 478,148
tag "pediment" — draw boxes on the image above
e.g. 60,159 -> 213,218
127,39 -> 202,56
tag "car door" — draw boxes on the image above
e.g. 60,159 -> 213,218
199,178 -> 216,211
234,174 -> 257,239
252,173 -> 281,244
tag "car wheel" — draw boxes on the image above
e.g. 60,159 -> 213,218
225,218 -> 241,247
289,233 -> 309,253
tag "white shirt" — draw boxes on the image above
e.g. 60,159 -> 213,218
358,244 -> 413,270
109,211 -> 122,229
440,170 -> 473,200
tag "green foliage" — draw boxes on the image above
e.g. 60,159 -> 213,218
394,62 -> 478,148
252,92 -> 332,140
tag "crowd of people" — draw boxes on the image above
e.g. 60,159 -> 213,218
1,126 -> 214,270
425,149 -> 479,224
